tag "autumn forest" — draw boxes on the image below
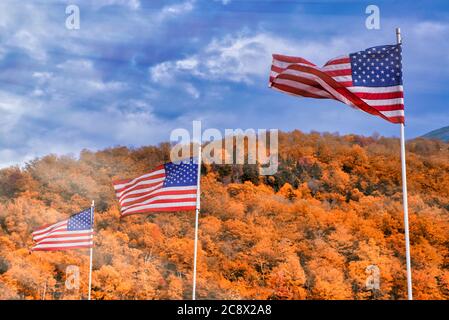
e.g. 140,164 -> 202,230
0,130 -> 448,300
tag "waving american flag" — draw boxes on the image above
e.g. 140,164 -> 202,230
113,158 -> 199,217
32,208 -> 93,251
269,44 -> 404,124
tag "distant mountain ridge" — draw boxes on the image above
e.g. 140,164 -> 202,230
422,126 -> 449,142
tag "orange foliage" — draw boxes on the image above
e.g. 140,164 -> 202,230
0,132 -> 448,299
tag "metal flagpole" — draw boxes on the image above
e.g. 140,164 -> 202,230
396,27 -> 413,300
192,142 -> 202,300
88,200 -> 94,300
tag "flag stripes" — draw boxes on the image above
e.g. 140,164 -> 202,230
32,209 -> 93,251
113,159 -> 198,217
269,44 -> 405,124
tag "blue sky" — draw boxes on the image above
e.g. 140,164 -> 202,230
0,0 -> 448,167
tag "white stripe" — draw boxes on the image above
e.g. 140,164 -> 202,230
272,62 -> 353,84
113,169 -> 165,190
348,85 -> 403,93
33,229 -> 92,241
33,241 -> 93,249
333,75 -> 352,82
32,221 -> 67,236
120,185 -> 198,205
33,225 -> 68,240
271,85 -> 307,100
116,177 -> 165,198
324,55 -> 349,64
380,110 -> 404,117
275,69 -> 404,118
322,63 -> 351,71
36,235 -> 93,244
273,69 -> 357,108
122,201 -> 197,215
363,98 -> 404,106
271,78 -> 333,98
272,68 -> 335,97
272,59 -> 316,70
121,193 -> 197,211
271,58 -> 404,120
118,182 -> 164,202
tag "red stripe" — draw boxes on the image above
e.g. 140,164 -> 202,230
324,69 -> 352,77
366,104 -> 404,111
36,239 -> 92,245
273,73 -> 326,90
114,173 -> 165,194
121,189 -> 197,207
112,177 -> 131,186
32,245 -> 92,251
121,197 -> 197,213
33,227 -> 67,239
272,54 -> 315,66
33,223 -> 55,233
270,53 -> 404,124
339,81 -> 353,87
354,91 -> 404,100
271,65 -> 284,74
120,206 -> 196,218
388,116 -> 405,124
378,115 -> 404,124
271,83 -> 329,99
35,232 -> 93,242
33,221 -> 67,234
278,64 -> 394,122
112,165 -> 165,186
116,181 -> 164,202
324,57 -> 350,66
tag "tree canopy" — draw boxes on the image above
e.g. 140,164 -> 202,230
0,131 -> 448,300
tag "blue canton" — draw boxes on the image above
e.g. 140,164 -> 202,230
163,158 -> 198,187
349,44 -> 402,87
67,209 -> 93,231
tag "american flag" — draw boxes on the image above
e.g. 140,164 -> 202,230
269,44 -> 404,124
113,158 -> 199,217
32,208 -> 93,251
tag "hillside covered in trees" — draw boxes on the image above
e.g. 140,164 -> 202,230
0,130 -> 448,300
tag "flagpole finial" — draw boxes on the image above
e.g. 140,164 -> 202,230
396,27 -> 402,44
91,200 -> 95,207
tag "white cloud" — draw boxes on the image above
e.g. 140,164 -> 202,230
150,61 -> 175,82
150,58 -> 200,98
0,97 -> 180,168
0,1 -> 195,66
92,0 -> 141,10
149,31 -> 358,86
184,83 -> 200,99
158,0 -> 196,20
0,92 -> 30,133
50,59 -> 128,95
9,30 -> 47,61
413,21 -> 449,37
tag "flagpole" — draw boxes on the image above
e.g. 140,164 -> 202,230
396,27 -> 413,300
88,200 -> 94,300
192,142 -> 202,300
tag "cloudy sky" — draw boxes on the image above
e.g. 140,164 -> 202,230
0,0 -> 448,167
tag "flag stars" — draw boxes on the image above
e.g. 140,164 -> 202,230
164,159 -> 198,187
349,44 -> 402,87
